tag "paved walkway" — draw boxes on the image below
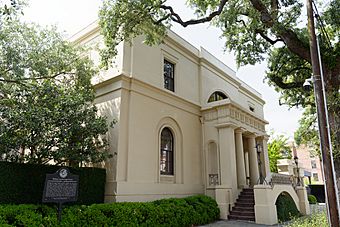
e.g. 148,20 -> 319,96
201,220 -> 280,227
201,204 -> 326,226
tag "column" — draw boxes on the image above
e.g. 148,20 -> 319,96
235,128 -> 246,188
218,126 -> 237,189
261,136 -> 271,182
244,151 -> 250,186
248,135 -> 259,186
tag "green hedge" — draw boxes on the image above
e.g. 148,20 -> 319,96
276,193 -> 301,222
0,161 -> 106,205
0,195 -> 219,226
308,195 -> 318,204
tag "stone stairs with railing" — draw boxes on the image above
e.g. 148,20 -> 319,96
228,188 -> 255,222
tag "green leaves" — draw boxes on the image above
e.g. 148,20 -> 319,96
268,133 -> 291,172
0,21 -> 113,166
99,0 -> 168,68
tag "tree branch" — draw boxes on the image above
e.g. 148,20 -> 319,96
270,74 -> 304,89
0,72 -> 76,83
248,0 -> 311,63
160,0 -> 228,27
255,29 -> 283,44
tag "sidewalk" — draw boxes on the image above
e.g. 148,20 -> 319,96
201,220 -> 279,227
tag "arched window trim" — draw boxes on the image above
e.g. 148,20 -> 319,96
160,127 -> 174,175
208,91 -> 228,103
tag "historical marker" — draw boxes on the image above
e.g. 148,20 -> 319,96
42,167 -> 79,223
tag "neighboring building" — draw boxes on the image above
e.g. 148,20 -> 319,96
292,144 -> 324,185
71,22 -> 309,225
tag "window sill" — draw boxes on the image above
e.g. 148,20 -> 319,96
160,175 -> 175,183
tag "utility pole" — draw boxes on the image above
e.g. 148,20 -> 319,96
306,0 -> 340,226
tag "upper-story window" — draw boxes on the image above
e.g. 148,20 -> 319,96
208,91 -> 228,103
164,60 -> 175,92
311,160 -> 317,169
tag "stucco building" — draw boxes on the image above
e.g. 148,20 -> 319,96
71,22 -> 309,225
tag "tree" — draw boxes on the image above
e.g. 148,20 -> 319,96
0,20 -> 112,166
0,0 -> 25,24
268,134 -> 291,173
98,0 -> 339,174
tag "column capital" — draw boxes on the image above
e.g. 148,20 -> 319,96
257,134 -> 270,141
245,132 -> 258,139
235,127 -> 246,134
215,122 -> 238,129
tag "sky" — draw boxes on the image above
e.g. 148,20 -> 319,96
22,0 -> 304,139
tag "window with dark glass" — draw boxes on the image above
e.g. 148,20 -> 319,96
164,60 -> 175,92
208,91 -> 228,103
160,127 -> 174,175
311,160 -> 317,169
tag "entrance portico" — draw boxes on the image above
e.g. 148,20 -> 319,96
203,101 -> 270,218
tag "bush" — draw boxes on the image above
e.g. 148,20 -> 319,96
287,211 -> 328,227
308,195 -> 318,204
0,195 -> 219,226
276,193 -> 301,222
0,161 -> 106,205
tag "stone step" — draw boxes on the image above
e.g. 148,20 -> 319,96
227,188 -> 256,222
234,202 -> 255,207
230,210 -> 255,216
242,188 -> 254,192
237,197 -> 254,202
228,214 -> 255,221
240,193 -> 254,197
232,207 -> 254,212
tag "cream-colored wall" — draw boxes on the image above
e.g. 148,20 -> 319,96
123,36 -> 201,105
70,22 -> 124,85
254,185 -> 310,225
94,79 -> 123,201
72,23 -> 266,122
111,77 -> 204,201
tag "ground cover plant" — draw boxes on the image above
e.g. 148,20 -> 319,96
286,211 -> 328,227
0,195 -> 219,226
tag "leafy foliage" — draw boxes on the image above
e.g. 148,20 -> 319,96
0,0 -> 26,24
287,211 -> 328,227
0,20 -> 112,166
0,195 -> 219,226
268,133 -> 291,172
308,195 -> 318,204
294,106 -> 319,153
276,193 -> 300,222
0,161 -> 106,205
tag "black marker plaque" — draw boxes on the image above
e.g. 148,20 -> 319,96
43,167 -> 79,203
42,167 -> 79,223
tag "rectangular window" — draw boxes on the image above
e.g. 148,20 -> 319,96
313,173 -> 319,181
164,60 -> 175,92
311,160 -> 317,169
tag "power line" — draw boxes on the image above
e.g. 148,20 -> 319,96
311,0 -> 333,49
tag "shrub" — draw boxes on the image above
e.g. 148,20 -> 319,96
0,195 -> 219,226
308,195 -> 318,204
287,211 -> 328,227
0,161 -> 106,205
276,193 -> 301,222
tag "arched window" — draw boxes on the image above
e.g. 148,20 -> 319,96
208,91 -> 228,103
160,127 -> 174,175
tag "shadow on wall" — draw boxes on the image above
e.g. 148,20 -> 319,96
275,192 -> 301,222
